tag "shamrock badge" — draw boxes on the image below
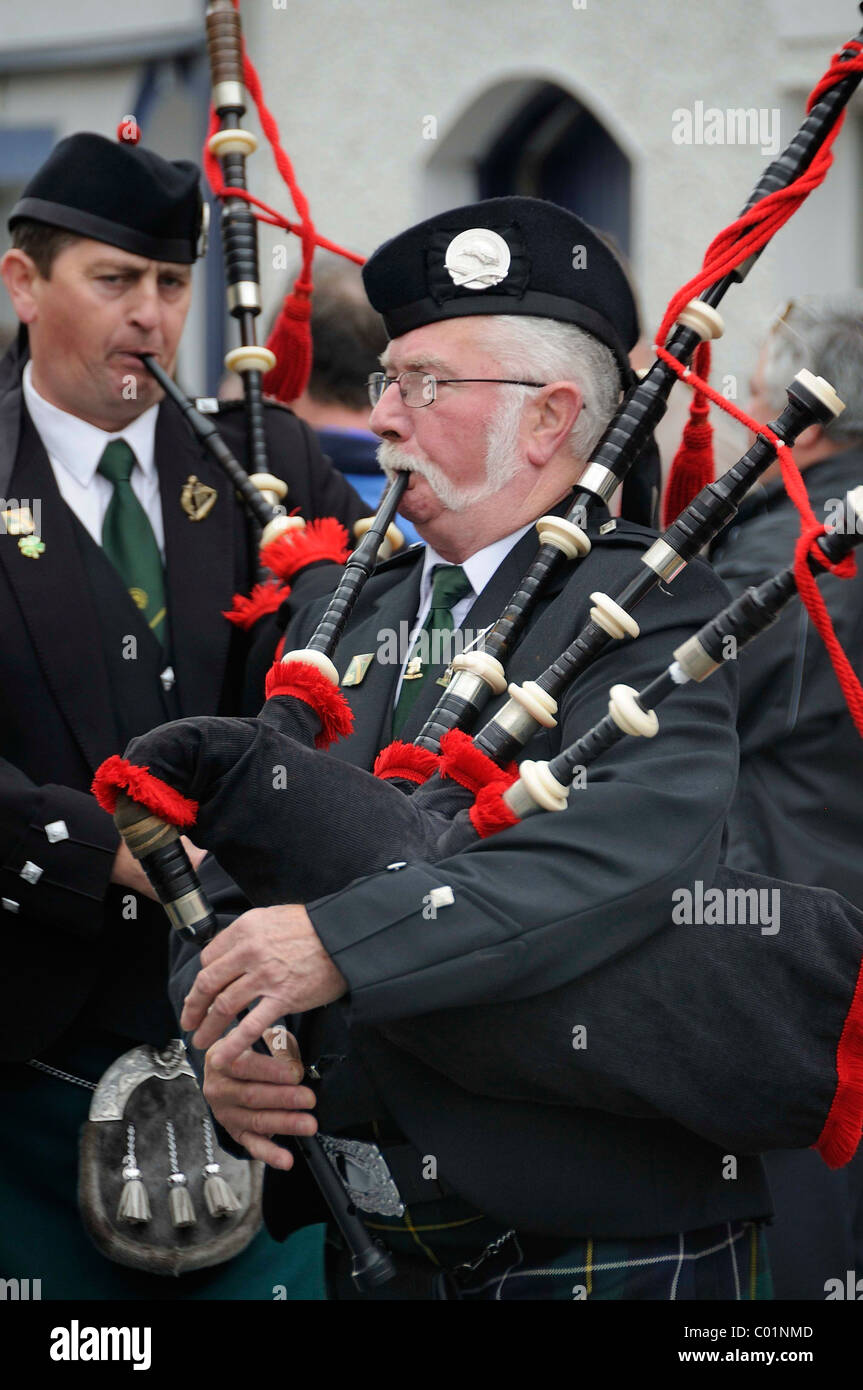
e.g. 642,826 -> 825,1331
18,534 -> 45,559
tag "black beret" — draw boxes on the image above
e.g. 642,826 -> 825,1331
362,196 -> 638,378
8,132 -> 204,264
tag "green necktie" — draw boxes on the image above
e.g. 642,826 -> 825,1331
98,439 -> 166,646
392,563 -> 473,737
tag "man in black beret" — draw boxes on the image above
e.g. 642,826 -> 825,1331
0,131 -> 365,1298
169,196 -> 778,1300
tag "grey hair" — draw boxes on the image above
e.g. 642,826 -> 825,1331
762,295 -> 863,443
476,315 -> 623,461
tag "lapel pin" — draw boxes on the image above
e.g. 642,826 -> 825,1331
2,506 -> 35,536
181,475 -> 218,521
403,655 -> 424,681
18,534 -> 45,559
342,653 -> 374,688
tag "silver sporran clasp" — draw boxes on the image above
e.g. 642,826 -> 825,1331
318,1136 -> 405,1217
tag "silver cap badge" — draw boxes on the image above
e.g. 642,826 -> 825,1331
444,228 -> 511,291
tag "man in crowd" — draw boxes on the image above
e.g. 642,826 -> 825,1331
171,197 -> 783,1300
0,130 -> 365,1297
283,256 -> 420,542
711,296 -> 863,1299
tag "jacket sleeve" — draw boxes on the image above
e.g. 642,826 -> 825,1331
307,557 -> 740,1023
0,759 -> 118,940
713,509 -> 855,755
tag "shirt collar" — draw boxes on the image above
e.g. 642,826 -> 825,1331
418,522 -> 535,610
22,360 -> 160,486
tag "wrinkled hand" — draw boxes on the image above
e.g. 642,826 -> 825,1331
181,903 -> 347,1062
203,1028 -> 317,1170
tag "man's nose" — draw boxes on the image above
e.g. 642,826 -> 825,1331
369,379 -> 411,440
128,276 -> 162,332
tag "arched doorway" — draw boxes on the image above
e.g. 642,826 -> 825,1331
425,78 -> 632,258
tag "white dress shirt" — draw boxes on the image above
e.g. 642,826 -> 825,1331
22,362 -> 165,558
394,523 -> 534,705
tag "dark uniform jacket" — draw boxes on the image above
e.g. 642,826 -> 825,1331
171,502 -> 774,1238
711,449 -> 863,1298
711,447 -> 863,904
0,334 -> 365,1061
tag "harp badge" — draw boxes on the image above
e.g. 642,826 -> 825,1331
181,476 -> 218,521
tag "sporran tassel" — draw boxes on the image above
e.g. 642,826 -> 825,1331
117,1123 -> 151,1225
166,1120 -> 196,1228
202,1117 -> 241,1217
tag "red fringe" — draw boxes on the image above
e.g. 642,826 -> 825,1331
438,729 -> 519,794
261,517 -> 350,582
91,755 -> 198,828
264,658 -> 354,749
373,740 -> 441,785
223,580 -> 290,630
662,342 -> 713,528
815,954 -> 863,1168
470,782 -> 521,839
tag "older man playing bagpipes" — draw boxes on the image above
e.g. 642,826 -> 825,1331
94,17 -> 863,1300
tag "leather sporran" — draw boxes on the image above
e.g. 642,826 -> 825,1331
78,1041 -> 263,1276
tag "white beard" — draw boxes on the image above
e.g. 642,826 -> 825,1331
377,394 -> 525,513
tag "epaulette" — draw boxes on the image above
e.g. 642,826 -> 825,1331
585,516 -> 661,549
372,541 -> 426,574
193,397 -> 298,418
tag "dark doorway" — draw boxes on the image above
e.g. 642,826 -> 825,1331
478,84 -> 631,257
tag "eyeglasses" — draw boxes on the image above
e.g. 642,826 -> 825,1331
367,371 -> 547,409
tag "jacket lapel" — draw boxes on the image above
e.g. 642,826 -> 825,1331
0,409 -> 122,769
331,555 -> 424,768
156,405 -> 237,717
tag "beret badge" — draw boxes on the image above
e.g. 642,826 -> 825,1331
444,227 -> 511,291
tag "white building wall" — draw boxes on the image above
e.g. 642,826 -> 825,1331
0,0 -> 859,452
245,0 -> 862,466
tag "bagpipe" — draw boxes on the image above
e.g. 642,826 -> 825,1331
93,8 -> 863,1266
141,0 -> 403,631
118,0 -> 411,1290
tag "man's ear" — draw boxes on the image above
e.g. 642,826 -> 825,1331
524,382 -> 583,467
794,421 -> 823,453
0,250 -> 40,325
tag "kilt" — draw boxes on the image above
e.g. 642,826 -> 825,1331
329,1194 -> 772,1301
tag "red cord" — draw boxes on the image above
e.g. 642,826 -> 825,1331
202,0 -> 364,269
655,41 -> 863,735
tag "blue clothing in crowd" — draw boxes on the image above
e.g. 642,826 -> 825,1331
317,427 -> 422,545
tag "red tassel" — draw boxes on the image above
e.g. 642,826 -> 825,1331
264,658 -> 354,748
91,755 -> 198,827
373,741 -> 441,785
261,517 -> 349,582
262,283 -> 313,405
223,580 -> 290,631
815,954 -> 863,1169
469,781 -> 521,839
438,729 -> 518,794
662,342 -> 714,528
